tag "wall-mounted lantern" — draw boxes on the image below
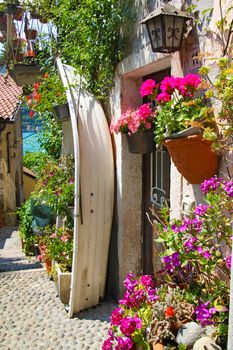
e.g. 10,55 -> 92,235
141,0 -> 192,53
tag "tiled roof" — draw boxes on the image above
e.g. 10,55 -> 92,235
0,75 -> 22,120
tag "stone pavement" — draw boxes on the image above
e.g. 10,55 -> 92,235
0,227 -> 115,350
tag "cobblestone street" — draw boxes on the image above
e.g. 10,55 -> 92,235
0,227 -> 115,350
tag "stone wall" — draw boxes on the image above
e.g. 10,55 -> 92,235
0,112 -> 23,225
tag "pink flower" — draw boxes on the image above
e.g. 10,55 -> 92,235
145,122 -> 152,129
160,76 -> 181,94
61,235 -> 69,242
110,307 -> 124,326
179,74 -> 201,97
50,233 -> 57,238
139,79 -> 157,97
137,103 -> 152,120
37,255 -> 43,262
156,92 -> 171,104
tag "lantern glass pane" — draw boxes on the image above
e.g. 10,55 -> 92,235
165,16 -> 184,49
147,16 -> 163,51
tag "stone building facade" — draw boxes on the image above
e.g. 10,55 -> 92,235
0,75 -> 23,226
107,0 -> 233,297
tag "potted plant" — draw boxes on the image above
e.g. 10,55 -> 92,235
110,103 -> 156,154
25,73 -> 70,121
39,226 -> 73,302
138,75 -> 218,184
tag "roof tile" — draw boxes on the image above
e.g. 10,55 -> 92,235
0,75 -> 22,120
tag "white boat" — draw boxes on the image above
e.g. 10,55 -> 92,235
57,59 -> 114,316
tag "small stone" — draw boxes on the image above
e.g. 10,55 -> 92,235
193,336 -> 222,350
176,322 -> 204,349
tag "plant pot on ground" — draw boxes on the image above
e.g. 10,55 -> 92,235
54,263 -> 71,304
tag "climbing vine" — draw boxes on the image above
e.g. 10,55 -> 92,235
25,0 -> 135,99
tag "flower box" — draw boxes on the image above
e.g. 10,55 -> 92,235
55,264 -> 71,304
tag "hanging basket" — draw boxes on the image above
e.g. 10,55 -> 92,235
162,134 -> 218,184
53,103 -> 70,122
8,64 -> 42,86
126,129 -> 155,154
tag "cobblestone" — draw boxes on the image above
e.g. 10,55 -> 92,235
0,227 -> 115,349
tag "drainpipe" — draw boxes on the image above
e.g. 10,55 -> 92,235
6,132 -> 11,174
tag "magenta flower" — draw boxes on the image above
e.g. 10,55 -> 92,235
137,103 -> 152,120
160,76 -> 181,94
140,275 -> 155,288
225,254 -> 232,269
195,301 -> 216,327
156,92 -> 171,104
183,237 -> 198,251
123,272 -> 137,293
116,336 -> 134,350
120,316 -> 142,336
224,181 -> 233,197
102,337 -> 113,350
110,307 -> 124,326
200,176 -> 223,193
194,204 -> 209,216
162,252 -> 181,272
69,178 -> 74,184
139,79 -> 157,97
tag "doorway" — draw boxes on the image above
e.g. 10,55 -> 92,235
141,68 -> 171,275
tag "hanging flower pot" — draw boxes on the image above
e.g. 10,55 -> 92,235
153,343 -> 164,350
8,63 -> 42,86
13,6 -> 23,21
162,134 -> 218,184
126,128 -> 155,154
14,52 -> 24,62
53,103 -> 70,122
25,29 -> 37,40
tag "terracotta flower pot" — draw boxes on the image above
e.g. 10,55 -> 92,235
162,134 -> 218,184
45,259 -> 52,274
153,343 -> 164,350
126,129 -> 155,154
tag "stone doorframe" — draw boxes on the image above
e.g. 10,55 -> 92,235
112,56 -> 171,295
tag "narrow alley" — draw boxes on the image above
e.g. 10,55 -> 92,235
0,227 -> 114,350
